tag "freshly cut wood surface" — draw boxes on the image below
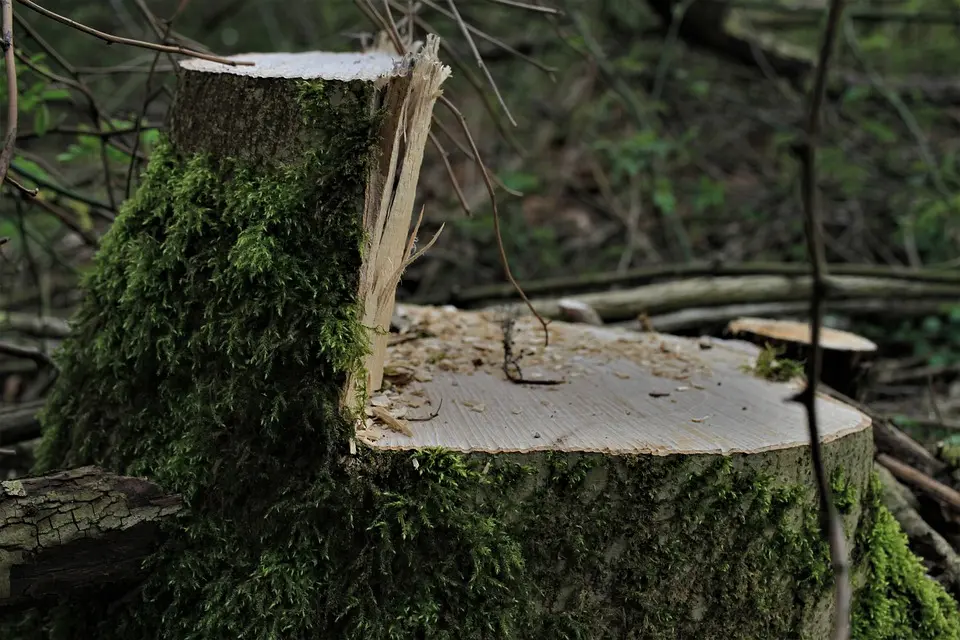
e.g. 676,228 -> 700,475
179,50 -> 402,81
727,316 -> 878,353
357,305 -> 870,455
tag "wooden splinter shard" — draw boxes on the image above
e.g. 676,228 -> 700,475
347,36 -> 451,412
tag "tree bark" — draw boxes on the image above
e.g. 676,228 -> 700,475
0,466 -> 181,611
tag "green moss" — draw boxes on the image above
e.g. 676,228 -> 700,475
741,343 -> 805,382
851,474 -> 960,640
939,443 -> 960,470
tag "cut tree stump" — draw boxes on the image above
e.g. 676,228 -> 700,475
352,306 -> 960,638
20,34 -> 960,640
0,467 -> 181,611
726,316 -> 878,398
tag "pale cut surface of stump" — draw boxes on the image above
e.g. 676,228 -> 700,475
727,316 -> 878,353
180,51 -> 401,80
357,305 -> 871,453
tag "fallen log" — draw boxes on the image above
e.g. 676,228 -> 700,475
0,400 -> 44,445
506,274 -> 960,323
0,466 -> 181,611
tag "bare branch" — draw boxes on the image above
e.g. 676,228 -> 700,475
15,0 -> 251,66
790,0 -> 850,638
0,340 -> 55,369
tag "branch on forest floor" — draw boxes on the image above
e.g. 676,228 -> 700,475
500,274 -> 960,324
876,464 -> 960,599
0,341 -> 55,370
0,399 -> 43,444
0,466 -> 182,611
435,262 -> 960,307
877,453 -> 960,515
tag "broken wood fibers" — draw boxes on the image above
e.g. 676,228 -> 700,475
345,36 -> 451,411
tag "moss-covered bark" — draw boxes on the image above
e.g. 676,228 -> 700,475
2,68 -> 959,640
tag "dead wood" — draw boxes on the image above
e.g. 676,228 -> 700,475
0,466 -> 181,611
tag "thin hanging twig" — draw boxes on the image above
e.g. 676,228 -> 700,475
790,1 -> 850,639
438,94 -> 550,345
15,0 -> 251,66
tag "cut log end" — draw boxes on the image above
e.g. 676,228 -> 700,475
726,316 -> 878,353
725,316 -> 878,398
358,305 -> 871,455
178,50 -> 403,82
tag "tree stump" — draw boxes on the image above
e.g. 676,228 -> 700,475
726,316 -> 878,398
12,39 -> 960,640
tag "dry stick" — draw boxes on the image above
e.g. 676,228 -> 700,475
486,0 -> 560,13
0,0 -> 17,185
0,340 -> 54,369
442,0 -> 516,126
125,20 -> 173,199
4,173 -> 34,196
877,453 -> 960,514
792,1 -> 850,639
438,94 -> 550,346
26,193 -> 100,247
15,0 -> 250,67
430,114 -> 523,197
418,0 -> 556,75
418,18 -> 525,155
428,130 -> 472,215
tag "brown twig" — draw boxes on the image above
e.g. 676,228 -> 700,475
0,340 -> 55,369
15,0 -> 251,66
3,173 -> 35,196
24,192 -> 100,247
877,453 -> 960,513
0,0 -> 17,184
407,398 -> 443,421
441,0 -> 516,126
125,15 -> 174,199
791,1 -> 850,639
439,94 -> 550,345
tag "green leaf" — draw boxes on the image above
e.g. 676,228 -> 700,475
862,119 -> 897,143
41,88 -> 71,101
653,178 -> 676,214
33,103 -> 50,137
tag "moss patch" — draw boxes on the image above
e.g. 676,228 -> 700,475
851,474 -> 960,639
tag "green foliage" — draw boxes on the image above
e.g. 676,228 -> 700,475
884,307 -> 960,368
851,475 -> 960,640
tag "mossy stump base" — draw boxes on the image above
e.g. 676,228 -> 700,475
11,45 -> 960,640
353,304 -> 960,639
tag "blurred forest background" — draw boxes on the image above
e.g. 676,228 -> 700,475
3,1 -> 960,489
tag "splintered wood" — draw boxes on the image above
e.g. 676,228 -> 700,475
356,305 -> 870,455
